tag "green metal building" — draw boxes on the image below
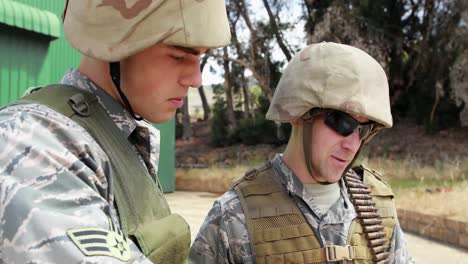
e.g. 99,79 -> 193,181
0,0 -> 176,192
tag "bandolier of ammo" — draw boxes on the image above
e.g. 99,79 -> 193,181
233,162 -> 396,263
344,169 -> 389,263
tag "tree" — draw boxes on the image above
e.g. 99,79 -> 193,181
303,0 -> 467,130
198,56 -> 211,120
181,97 -> 192,140
227,3 -> 252,118
223,46 -> 237,132
262,0 -> 294,61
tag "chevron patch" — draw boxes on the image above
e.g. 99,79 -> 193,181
67,218 -> 131,261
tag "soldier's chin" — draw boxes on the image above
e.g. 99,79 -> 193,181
311,174 -> 340,184
144,111 -> 175,124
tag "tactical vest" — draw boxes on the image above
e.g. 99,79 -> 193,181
233,162 -> 397,264
8,85 -> 191,263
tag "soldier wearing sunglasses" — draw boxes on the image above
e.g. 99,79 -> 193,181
190,42 -> 412,264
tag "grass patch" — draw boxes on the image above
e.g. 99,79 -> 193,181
361,156 -> 468,182
176,157 -> 468,220
387,178 -> 458,189
175,165 -> 250,193
361,157 -> 468,220
392,181 -> 468,221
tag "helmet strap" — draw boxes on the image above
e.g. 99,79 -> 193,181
302,122 -> 314,179
110,62 -> 143,121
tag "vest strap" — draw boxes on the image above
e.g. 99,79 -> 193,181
235,162 -> 396,264
20,85 -> 169,233
14,85 -> 191,263
324,245 -> 354,262
258,245 -> 374,263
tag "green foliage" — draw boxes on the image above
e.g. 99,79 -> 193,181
233,116 -> 278,145
210,99 -> 231,147
388,178 -> 460,190
425,96 -> 462,133
393,52 -> 462,132
257,95 -> 271,115
210,90 -> 289,146
303,0 -> 334,34
211,83 -> 225,101
304,0 -> 465,132
268,59 -> 284,91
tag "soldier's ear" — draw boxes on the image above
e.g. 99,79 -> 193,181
290,118 -> 303,127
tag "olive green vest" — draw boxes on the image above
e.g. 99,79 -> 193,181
13,85 -> 191,263
233,162 -> 396,264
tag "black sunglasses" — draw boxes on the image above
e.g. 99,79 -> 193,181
303,110 -> 374,140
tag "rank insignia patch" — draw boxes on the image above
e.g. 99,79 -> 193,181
67,218 -> 131,261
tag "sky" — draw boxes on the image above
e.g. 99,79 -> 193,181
201,0 -> 306,85
191,1 -> 306,115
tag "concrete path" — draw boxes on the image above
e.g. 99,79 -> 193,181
405,233 -> 467,264
166,191 -> 219,241
166,191 -> 468,264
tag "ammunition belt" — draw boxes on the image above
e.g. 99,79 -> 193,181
344,173 -> 390,264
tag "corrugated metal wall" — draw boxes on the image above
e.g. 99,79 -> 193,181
0,0 -> 176,192
0,25 -> 49,105
12,0 -> 81,85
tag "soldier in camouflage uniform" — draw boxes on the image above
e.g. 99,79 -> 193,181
190,43 -> 413,264
0,0 -> 230,263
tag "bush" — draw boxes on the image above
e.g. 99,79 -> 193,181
210,100 -> 231,146
210,90 -> 292,146
234,116 -> 277,145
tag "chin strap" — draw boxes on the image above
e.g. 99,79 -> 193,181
110,62 -> 143,121
302,122 -> 315,179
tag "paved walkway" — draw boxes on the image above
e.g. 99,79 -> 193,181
166,191 -> 468,264
166,191 -> 220,241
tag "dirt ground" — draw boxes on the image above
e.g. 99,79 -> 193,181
175,119 -> 468,219
176,119 -> 468,167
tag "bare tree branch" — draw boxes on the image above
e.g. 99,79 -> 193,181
262,0 -> 293,61
198,56 -> 211,120
237,0 -> 259,66
210,52 -> 273,99
182,97 -> 192,140
223,47 -> 238,131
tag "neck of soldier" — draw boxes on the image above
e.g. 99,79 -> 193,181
78,55 -> 125,107
282,127 -> 320,185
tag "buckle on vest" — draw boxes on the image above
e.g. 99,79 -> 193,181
325,245 -> 355,262
68,93 -> 90,117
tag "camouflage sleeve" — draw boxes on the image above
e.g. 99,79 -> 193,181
189,190 -> 254,264
387,223 -> 415,264
188,200 -> 233,264
0,104 -> 150,263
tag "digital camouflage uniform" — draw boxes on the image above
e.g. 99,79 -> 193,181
0,69 -> 156,263
1,0 -> 231,262
189,43 -> 412,263
189,155 -> 412,264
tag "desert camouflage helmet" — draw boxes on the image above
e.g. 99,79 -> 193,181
63,0 -> 231,62
266,42 -> 393,128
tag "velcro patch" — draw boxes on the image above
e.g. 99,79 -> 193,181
67,219 -> 131,261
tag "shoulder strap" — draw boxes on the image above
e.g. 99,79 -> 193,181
16,85 -> 170,236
